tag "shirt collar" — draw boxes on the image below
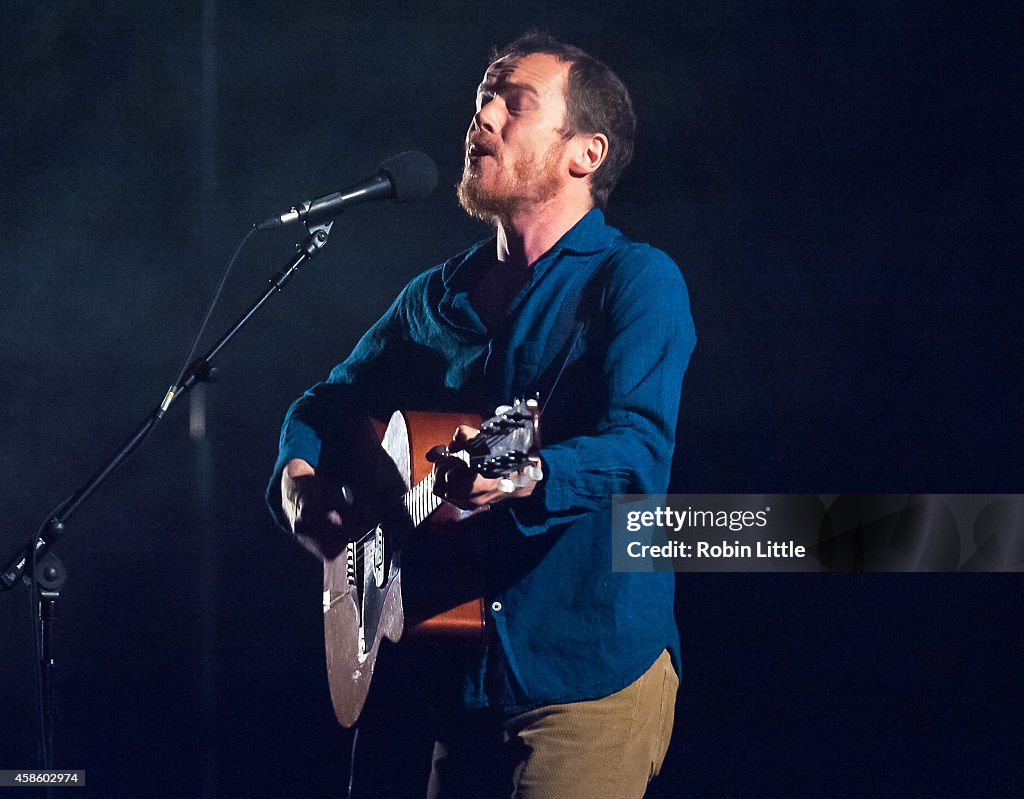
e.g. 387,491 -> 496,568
547,206 -> 611,257
441,238 -> 493,293
441,206 -> 612,292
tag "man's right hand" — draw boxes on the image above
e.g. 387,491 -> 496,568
280,458 -> 354,561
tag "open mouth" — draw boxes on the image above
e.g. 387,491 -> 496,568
468,142 -> 495,159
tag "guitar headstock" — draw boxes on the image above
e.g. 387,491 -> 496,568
465,398 -> 541,479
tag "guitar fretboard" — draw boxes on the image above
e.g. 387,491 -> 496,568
402,473 -> 443,529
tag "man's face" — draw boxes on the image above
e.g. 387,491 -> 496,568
458,52 -> 573,223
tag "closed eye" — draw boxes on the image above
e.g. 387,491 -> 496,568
476,90 -> 496,111
475,82 -> 539,114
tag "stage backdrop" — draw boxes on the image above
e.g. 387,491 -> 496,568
2,1 -> 1021,796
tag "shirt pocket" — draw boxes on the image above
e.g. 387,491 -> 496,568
510,324 -> 592,399
509,340 -> 544,394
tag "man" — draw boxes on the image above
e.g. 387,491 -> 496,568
268,33 -> 696,799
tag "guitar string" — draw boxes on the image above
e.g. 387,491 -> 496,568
347,425 -> 529,576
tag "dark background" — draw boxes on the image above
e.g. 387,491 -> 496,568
2,1 -> 1022,796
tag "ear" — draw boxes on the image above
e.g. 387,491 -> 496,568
568,132 -> 608,178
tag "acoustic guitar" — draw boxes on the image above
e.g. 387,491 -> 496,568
323,399 -> 540,727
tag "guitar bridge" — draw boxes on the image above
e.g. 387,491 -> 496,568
346,541 -> 357,587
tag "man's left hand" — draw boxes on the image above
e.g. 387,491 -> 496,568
429,424 -> 541,511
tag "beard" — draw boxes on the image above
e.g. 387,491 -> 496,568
457,139 -> 565,225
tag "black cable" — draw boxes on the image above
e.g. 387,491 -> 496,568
540,322 -> 584,417
347,725 -> 360,799
171,224 -> 259,392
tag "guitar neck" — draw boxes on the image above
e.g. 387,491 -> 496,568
402,473 -> 443,528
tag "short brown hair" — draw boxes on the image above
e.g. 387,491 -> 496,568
490,33 -> 636,209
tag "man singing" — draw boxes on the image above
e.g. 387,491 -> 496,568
268,33 -> 696,799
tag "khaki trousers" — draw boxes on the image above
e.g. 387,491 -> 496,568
428,649 -> 678,799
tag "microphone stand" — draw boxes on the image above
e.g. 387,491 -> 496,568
1,219 -> 335,768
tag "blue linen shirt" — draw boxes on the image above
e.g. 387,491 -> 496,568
268,208 -> 696,713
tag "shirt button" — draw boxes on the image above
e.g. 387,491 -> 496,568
491,601 -> 503,613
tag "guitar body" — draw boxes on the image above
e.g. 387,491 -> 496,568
323,410 -> 488,728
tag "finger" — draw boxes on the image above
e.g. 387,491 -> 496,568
431,458 -> 470,503
458,474 -> 524,508
294,479 -> 351,530
443,461 -> 478,498
425,444 -> 450,463
448,424 -> 480,452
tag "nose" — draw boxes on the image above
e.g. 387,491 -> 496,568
473,96 -> 502,134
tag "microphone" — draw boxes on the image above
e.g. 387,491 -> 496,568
257,151 -> 438,231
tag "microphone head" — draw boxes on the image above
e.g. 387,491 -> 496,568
377,151 -> 438,203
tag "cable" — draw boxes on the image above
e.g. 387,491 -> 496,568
171,224 -> 259,392
347,725 -> 360,799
